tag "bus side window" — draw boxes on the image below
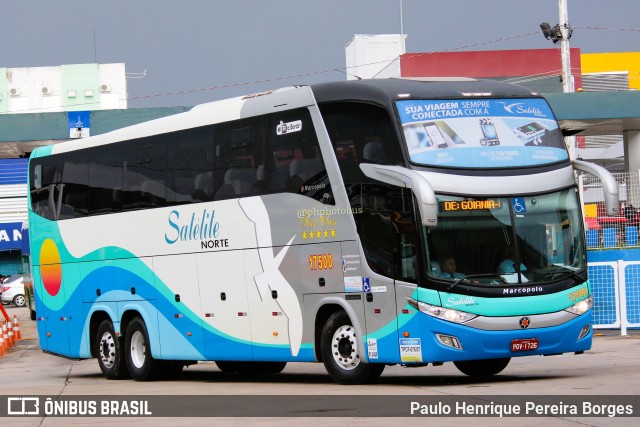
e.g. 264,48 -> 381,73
165,127 -> 215,204
59,153 -> 88,219
319,102 -> 402,186
89,145 -> 123,215
121,138 -> 167,210
269,109 -> 331,203
353,185 -> 418,282
214,118 -> 265,199
30,160 -> 56,220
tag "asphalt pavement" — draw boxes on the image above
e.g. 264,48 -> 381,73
1,305 -> 639,426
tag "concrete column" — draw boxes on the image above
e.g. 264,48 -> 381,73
624,130 -> 640,172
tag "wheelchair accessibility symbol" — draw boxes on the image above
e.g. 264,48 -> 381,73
363,277 -> 371,292
512,197 -> 526,214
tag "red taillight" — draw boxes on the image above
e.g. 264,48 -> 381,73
2,286 -> 10,292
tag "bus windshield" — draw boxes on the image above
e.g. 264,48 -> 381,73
425,188 -> 585,286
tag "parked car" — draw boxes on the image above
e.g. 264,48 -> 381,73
1,274 -> 27,307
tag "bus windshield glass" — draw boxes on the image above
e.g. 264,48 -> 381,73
425,188 -> 585,285
396,98 -> 568,168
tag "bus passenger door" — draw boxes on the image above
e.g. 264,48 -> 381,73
361,265 -> 399,363
197,250 -> 253,361
354,186 -> 419,363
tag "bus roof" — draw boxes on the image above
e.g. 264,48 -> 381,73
32,78 -> 538,159
310,77 -> 537,106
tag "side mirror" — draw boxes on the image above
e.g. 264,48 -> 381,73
359,164 -> 438,226
573,160 -> 619,216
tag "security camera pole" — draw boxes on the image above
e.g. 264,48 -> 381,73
558,0 -> 573,94
541,0 -> 575,159
558,0 -> 575,160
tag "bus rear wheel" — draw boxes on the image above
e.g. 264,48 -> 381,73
95,320 -> 129,380
321,310 -> 385,385
453,358 -> 511,377
125,317 -> 162,381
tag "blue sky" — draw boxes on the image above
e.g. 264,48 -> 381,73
2,0 -> 638,107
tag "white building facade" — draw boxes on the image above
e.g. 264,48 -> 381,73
0,63 -> 127,114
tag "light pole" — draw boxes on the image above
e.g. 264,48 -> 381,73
540,0 -> 574,92
558,0 -> 574,93
540,0 -> 576,158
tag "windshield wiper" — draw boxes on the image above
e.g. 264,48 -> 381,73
447,273 -> 501,292
547,266 -> 586,283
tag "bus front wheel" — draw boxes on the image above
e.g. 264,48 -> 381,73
95,320 -> 129,380
453,358 -> 511,377
125,317 -> 162,381
321,310 -> 385,385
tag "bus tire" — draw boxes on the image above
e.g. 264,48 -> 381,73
95,320 -> 129,380
125,317 -> 161,381
453,358 -> 511,377
321,310 -> 385,385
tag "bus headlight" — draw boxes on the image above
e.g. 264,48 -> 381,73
407,297 -> 477,324
564,296 -> 593,316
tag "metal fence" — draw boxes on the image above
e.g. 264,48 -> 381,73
581,171 -> 640,334
589,261 -> 640,335
580,171 -> 640,249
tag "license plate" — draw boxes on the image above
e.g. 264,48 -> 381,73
511,338 -> 539,352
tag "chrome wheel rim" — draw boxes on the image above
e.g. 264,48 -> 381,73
99,331 -> 116,369
130,330 -> 146,369
331,325 -> 360,371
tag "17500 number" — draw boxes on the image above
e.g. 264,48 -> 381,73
309,253 -> 333,270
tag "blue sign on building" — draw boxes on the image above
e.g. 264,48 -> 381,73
0,222 -> 23,251
68,111 -> 91,138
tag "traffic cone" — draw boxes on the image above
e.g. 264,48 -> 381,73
13,315 -> 21,341
2,322 -> 9,349
0,333 -> 5,356
8,323 -> 14,347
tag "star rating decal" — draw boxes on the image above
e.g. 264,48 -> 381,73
301,229 -> 336,240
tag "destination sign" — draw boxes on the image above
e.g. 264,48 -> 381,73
442,199 -> 502,212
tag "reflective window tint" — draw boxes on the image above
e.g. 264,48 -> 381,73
320,102 -> 402,185
268,109 -> 329,202
351,185 -> 418,283
89,145 -> 123,215
29,108 -> 332,220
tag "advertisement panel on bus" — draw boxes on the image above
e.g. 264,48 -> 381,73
397,98 -> 568,168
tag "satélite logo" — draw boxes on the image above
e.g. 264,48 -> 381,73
165,208 -> 230,250
499,102 -> 546,118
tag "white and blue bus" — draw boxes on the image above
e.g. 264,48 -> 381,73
28,78 -> 618,384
